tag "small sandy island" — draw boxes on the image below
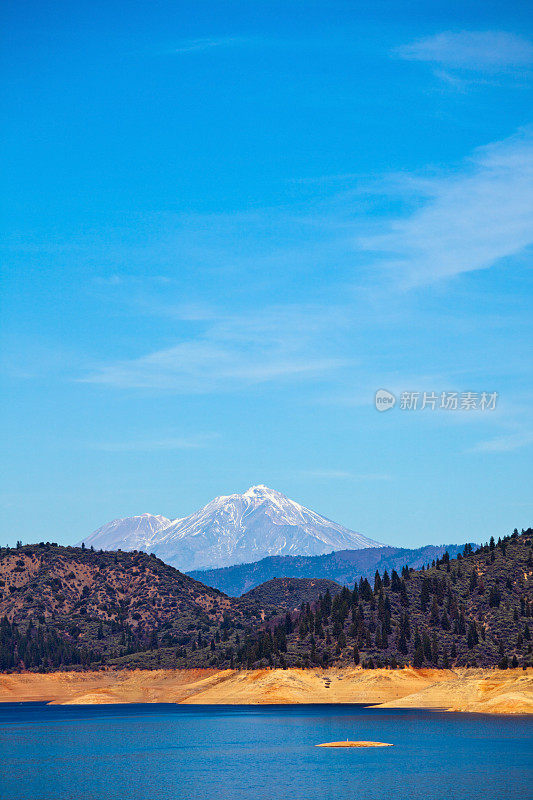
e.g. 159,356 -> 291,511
317,741 -> 393,747
1,667 -> 532,714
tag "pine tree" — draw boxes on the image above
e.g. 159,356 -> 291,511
397,627 -> 408,655
413,643 -> 424,668
467,622 -> 478,649
430,596 -> 440,626
323,589 -> 332,617
431,632 -> 439,664
420,578 -> 431,612
400,582 -> 409,607
390,570 -> 402,592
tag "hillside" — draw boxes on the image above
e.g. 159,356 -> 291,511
0,544 -> 256,671
1,528 -> 531,673
240,577 -> 343,611
190,542 -> 474,596
237,529 -> 533,670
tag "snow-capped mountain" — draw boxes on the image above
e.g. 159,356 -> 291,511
81,513 -> 171,552
80,485 -> 383,572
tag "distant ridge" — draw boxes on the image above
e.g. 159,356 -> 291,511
190,543 -> 476,596
79,485 -> 382,571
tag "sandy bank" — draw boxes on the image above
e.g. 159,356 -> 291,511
0,667 -> 531,714
317,741 -> 393,747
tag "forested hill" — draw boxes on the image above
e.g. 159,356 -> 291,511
240,528 -> 533,670
0,544 -> 256,670
1,529 -> 532,672
240,577 -> 343,611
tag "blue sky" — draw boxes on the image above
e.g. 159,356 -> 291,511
1,0 -> 532,549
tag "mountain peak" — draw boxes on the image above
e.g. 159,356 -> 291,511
243,484 -> 285,501
245,484 -> 274,495
81,487 -> 383,571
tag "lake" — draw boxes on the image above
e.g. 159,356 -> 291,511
0,703 -> 531,800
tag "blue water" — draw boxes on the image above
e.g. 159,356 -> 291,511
0,703 -> 531,800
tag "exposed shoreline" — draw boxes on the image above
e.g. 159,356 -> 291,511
317,741 -> 393,747
1,667 -> 532,714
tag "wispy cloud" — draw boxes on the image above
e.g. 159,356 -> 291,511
395,30 -> 533,73
470,429 -> 533,453
359,128 -> 533,285
88,434 -> 218,452
81,305 -> 351,392
171,37 -> 251,54
31,128 -> 531,398
300,470 -> 392,481
93,274 -> 172,288
30,127 -> 533,306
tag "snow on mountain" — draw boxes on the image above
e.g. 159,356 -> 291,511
80,513 -> 171,552
80,485 -> 383,572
